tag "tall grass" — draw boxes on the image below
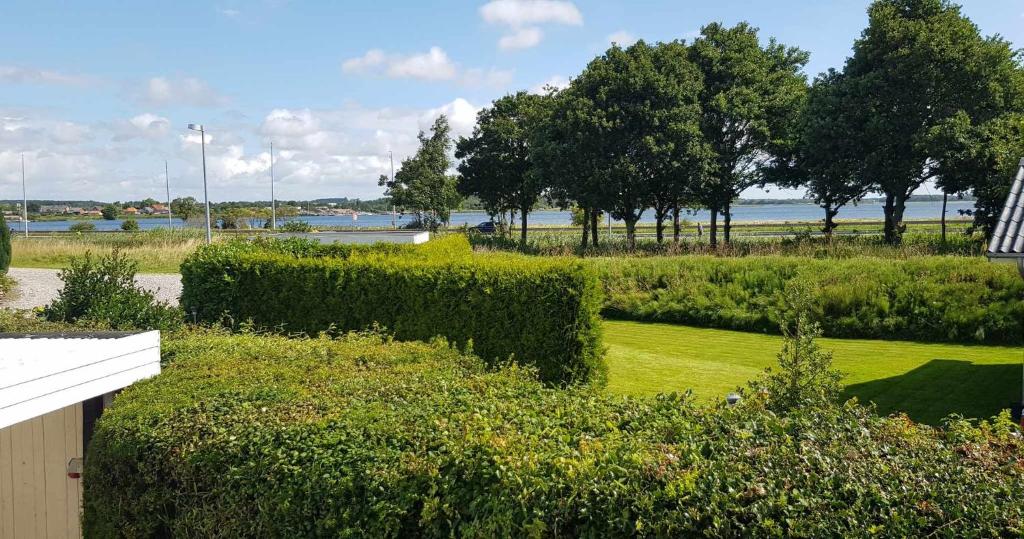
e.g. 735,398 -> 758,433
11,229 -> 208,273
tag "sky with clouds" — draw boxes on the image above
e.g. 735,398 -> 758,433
1,0 -> 1022,203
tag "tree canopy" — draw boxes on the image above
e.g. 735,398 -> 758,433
380,116 -> 461,230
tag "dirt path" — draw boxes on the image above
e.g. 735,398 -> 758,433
0,268 -> 182,310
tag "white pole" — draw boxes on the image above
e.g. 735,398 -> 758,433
200,127 -> 211,244
270,141 -> 276,230
389,150 -> 396,229
165,160 -> 172,227
20,154 -> 27,237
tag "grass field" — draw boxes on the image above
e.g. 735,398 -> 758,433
10,229 -> 205,273
605,320 -> 1024,424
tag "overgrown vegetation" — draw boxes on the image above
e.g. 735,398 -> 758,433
180,236 -> 604,385
11,228 -> 207,273
0,212 -> 10,274
85,329 -> 1024,537
42,250 -> 181,331
598,254 -> 1024,344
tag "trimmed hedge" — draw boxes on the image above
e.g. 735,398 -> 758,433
597,255 -> 1024,344
0,212 -> 9,273
85,331 -> 1024,537
180,236 -> 604,385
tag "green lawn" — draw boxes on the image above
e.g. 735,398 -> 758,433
604,320 -> 1024,424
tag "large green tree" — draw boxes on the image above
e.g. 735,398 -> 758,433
689,22 -> 809,246
170,197 -> 199,222
379,116 -> 461,230
456,91 -> 551,244
836,0 -> 1024,244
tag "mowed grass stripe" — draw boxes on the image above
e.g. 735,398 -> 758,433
604,320 -> 1024,424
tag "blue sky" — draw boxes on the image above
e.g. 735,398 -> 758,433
1,0 -> 1021,202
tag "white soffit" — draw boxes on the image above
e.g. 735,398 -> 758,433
0,331 -> 161,429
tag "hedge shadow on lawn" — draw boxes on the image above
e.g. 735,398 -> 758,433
843,359 -> 1021,424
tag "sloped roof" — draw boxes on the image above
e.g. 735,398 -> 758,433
987,158 -> 1024,258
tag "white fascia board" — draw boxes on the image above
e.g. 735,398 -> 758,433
0,331 -> 161,429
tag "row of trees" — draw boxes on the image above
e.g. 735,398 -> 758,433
384,0 -> 1024,247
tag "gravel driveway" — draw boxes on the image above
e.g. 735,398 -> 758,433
1,268 -> 182,310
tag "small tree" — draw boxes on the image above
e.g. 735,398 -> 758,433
171,197 -> 199,222
380,116 -> 461,230
752,288 -> 843,413
120,219 -> 140,232
101,205 -> 119,220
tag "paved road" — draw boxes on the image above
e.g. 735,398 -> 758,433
1,268 -> 182,310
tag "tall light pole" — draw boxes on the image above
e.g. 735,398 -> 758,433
165,160 -> 173,227
389,150 -> 396,229
20,154 -> 27,237
270,141 -> 276,230
187,124 -> 212,244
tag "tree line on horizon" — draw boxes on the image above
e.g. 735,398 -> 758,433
380,0 -> 1024,247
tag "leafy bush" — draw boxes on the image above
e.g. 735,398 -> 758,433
120,218 -> 140,231
180,235 -> 602,385
278,219 -> 313,232
43,250 -> 182,331
598,255 -> 1024,344
85,330 -> 1024,537
0,212 -> 10,273
69,221 -> 96,233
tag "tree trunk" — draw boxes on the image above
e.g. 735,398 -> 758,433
882,192 -> 908,245
672,202 -> 681,244
625,218 -> 637,250
590,209 -> 600,247
709,208 -> 718,247
823,206 -> 838,241
520,207 -> 528,246
509,210 -> 517,239
723,200 -> 732,244
580,206 -> 590,249
940,192 -> 948,243
654,207 -> 667,244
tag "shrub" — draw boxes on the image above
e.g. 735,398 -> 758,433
120,218 -> 140,231
180,235 -> 602,385
85,331 -> 1024,537
278,219 -> 313,232
69,221 -> 96,233
598,255 -> 1024,344
0,212 -> 10,273
43,250 -> 182,331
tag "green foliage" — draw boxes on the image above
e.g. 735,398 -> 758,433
380,115 -> 461,229
100,204 -> 118,220
170,196 -> 200,222
0,212 -> 10,273
598,254 -> 1024,344
43,250 -> 182,331
120,218 -> 140,232
278,219 -> 313,232
180,235 -> 603,384
68,221 -> 96,233
85,330 -> 1024,537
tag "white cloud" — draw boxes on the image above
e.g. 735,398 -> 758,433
261,109 -> 321,137
343,47 -> 457,81
122,113 -> 170,139
139,76 -> 227,107
530,75 -> 570,94
0,66 -> 94,86
50,122 -> 92,144
480,0 -> 582,27
420,98 -> 480,138
499,26 -> 543,50
607,30 -> 637,47
343,48 -> 511,87
218,7 -> 240,18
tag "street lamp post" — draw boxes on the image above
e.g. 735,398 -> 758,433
20,154 -> 28,238
187,124 -> 212,244
165,160 -> 172,227
270,141 -> 276,230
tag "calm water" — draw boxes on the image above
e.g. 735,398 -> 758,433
7,199 -> 975,232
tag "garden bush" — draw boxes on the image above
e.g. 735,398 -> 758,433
43,250 -> 182,331
598,255 -> 1024,344
0,212 -> 10,273
120,218 -> 140,231
84,330 -> 1024,537
180,235 -> 602,385
69,221 -> 96,233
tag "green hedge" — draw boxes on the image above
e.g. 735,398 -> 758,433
180,236 -> 604,385
597,255 -> 1024,344
0,212 -> 10,273
85,331 -> 1024,537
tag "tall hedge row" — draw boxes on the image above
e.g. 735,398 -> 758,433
0,212 -> 10,273
180,236 -> 604,385
85,331 -> 1024,537
597,255 -> 1024,344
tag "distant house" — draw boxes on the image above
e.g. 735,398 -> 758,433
123,207 -> 139,215
68,207 -> 85,215
141,206 -> 155,215
150,203 -> 169,215
39,204 -> 69,215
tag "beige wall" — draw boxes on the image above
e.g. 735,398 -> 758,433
0,404 -> 83,539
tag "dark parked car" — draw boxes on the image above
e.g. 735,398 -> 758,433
472,221 -> 497,234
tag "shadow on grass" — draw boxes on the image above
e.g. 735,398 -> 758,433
842,359 -> 1021,425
